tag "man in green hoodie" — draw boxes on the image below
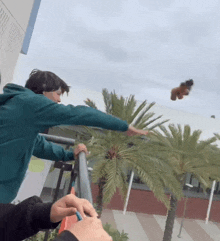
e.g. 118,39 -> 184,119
0,69 -> 148,204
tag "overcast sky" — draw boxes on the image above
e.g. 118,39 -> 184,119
13,0 -> 220,118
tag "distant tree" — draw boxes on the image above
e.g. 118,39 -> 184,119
150,124 -> 220,241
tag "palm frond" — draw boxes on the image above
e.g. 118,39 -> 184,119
158,125 -> 172,138
125,95 -> 136,122
132,103 -> 155,127
197,137 -> 217,152
84,98 -> 98,109
133,112 -> 154,128
128,100 -> 147,124
102,88 -> 112,114
111,92 -> 126,119
148,120 -> 170,131
183,125 -> 191,144
143,115 -> 163,127
214,133 -> 220,140
102,159 -> 118,204
92,160 -> 108,183
168,125 -> 180,144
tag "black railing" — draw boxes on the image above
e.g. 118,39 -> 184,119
39,134 -> 93,241
40,133 -> 75,146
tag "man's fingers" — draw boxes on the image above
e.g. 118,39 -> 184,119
80,200 -> 98,217
74,149 -> 88,159
79,148 -> 87,153
77,205 -> 87,219
75,145 -> 88,155
68,207 -> 77,216
84,207 -> 98,218
52,207 -> 77,222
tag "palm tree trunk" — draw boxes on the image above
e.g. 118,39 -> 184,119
162,195 -> 178,241
96,177 -> 106,218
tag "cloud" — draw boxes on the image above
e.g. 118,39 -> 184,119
79,40 -> 128,62
138,0 -> 175,10
62,20 -> 130,62
173,17 -> 212,47
74,0 -> 124,17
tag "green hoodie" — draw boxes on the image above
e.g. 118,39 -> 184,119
0,83 -> 128,203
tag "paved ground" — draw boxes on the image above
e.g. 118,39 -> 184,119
100,209 -> 220,241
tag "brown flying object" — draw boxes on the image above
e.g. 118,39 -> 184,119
171,79 -> 194,101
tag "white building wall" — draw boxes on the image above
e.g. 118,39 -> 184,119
0,0 -> 34,93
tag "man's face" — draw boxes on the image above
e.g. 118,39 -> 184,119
43,88 -> 62,103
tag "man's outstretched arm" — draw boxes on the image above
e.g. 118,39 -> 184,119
29,95 -> 148,139
28,94 -> 129,132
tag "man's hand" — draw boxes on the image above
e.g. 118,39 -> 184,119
74,143 -> 89,159
126,125 -> 148,136
50,194 -> 98,223
68,217 -> 112,241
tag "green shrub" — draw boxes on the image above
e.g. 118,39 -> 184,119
103,223 -> 129,241
23,228 -> 58,241
24,222 -> 129,241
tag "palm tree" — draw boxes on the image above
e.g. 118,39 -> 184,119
150,124 -> 220,241
85,127 -> 183,217
78,89 -> 181,216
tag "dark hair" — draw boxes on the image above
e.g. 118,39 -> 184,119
25,69 -> 70,95
185,79 -> 193,87
180,79 -> 194,87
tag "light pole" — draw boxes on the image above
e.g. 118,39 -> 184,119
206,180 -> 216,224
177,183 -> 193,238
123,170 -> 134,215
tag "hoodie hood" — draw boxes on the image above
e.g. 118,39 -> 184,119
0,83 -> 34,105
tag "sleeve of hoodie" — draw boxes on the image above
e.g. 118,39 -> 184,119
0,196 -> 75,241
32,134 -> 74,162
28,94 -> 129,133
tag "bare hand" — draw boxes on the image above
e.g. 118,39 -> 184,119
68,217 -> 112,241
50,194 -> 98,223
74,143 -> 89,159
126,125 -> 148,136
